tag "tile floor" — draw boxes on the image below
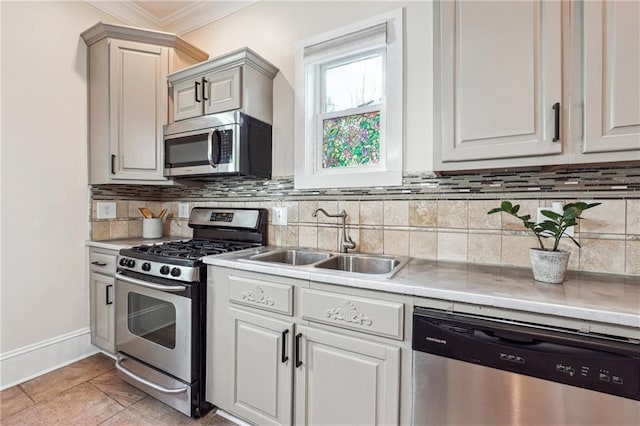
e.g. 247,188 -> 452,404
0,353 -> 237,425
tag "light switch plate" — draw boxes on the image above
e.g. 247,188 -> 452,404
273,207 -> 287,225
178,203 -> 190,219
97,201 -> 116,219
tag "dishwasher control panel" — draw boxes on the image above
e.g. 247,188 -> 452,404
413,308 -> 640,401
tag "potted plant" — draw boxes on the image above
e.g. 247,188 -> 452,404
488,201 -> 600,284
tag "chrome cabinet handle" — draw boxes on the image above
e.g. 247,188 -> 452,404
116,356 -> 188,395
115,273 -> 186,293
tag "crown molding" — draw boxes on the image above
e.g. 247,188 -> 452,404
85,1 -> 259,35
80,22 -> 208,61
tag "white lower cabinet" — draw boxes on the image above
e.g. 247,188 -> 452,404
208,267 -> 409,426
229,307 -> 294,426
89,248 -> 118,354
90,271 -> 115,352
294,325 -> 400,426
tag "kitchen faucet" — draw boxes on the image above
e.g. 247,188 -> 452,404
312,208 -> 356,253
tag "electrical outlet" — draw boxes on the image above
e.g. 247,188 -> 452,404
178,203 -> 190,219
97,201 -> 116,219
273,206 -> 287,225
537,205 -> 574,237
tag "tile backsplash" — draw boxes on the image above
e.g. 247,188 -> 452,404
90,166 -> 640,276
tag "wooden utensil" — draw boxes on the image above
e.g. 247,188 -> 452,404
158,208 -> 167,219
138,207 -> 153,218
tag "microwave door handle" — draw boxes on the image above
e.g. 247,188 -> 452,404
207,129 -> 220,168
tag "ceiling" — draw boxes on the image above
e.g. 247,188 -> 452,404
86,0 -> 259,35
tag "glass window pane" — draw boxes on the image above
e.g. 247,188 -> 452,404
324,55 -> 382,113
128,293 -> 176,349
322,111 -> 380,168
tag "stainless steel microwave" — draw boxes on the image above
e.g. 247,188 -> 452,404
163,111 -> 272,179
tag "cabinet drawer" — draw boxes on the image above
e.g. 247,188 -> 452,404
301,288 -> 404,340
228,274 -> 293,315
89,252 -> 117,275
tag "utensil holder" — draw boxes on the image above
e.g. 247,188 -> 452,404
142,218 -> 163,239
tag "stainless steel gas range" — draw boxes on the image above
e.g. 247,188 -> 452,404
114,207 -> 268,417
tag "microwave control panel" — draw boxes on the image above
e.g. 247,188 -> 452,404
219,130 -> 233,164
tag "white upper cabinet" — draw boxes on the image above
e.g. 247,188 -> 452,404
582,0 -> 640,158
81,23 -> 208,185
109,40 -> 168,181
436,0 -> 563,168
435,1 -> 639,172
168,48 -> 278,125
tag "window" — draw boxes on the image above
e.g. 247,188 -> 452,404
294,9 -> 404,189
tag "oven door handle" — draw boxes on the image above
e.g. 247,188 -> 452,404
115,273 -> 187,293
116,355 -> 188,395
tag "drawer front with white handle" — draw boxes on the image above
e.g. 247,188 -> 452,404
301,288 -> 404,340
228,274 -> 293,315
90,251 -> 117,275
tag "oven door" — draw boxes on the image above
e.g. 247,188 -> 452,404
115,272 -> 192,383
164,124 -> 239,177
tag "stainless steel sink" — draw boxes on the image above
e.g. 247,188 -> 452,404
313,254 -> 407,277
249,249 -> 333,266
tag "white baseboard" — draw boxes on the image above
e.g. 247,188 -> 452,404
0,328 -> 100,390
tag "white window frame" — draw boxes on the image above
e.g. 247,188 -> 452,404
294,8 -> 404,189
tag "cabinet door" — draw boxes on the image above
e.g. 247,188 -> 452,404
172,77 -> 203,121
90,272 -> 115,353
109,40 -> 169,181
438,0 -> 562,162
583,1 -> 640,155
229,307 -> 293,426
294,325 -> 400,426
204,67 -> 242,115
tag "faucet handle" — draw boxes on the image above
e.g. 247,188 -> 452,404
343,236 -> 356,252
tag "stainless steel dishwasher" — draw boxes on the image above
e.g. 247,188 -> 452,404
412,308 -> 640,426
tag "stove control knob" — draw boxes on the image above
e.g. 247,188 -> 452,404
119,258 -> 128,266
170,267 -> 181,277
160,265 -> 170,275
142,262 -> 151,272
126,259 -> 136,268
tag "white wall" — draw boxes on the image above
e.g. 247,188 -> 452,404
0,1 -> 118,386
183,0 -> 433,176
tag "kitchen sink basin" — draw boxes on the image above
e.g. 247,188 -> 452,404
249,249 -> 333,266
313,254 -> 407,277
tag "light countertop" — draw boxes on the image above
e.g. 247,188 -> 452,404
203,246 -> 640,331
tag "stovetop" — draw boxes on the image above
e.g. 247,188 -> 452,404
117,207 -> 268,283
129,239 -> 259,261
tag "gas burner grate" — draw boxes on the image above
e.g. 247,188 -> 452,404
129,239 -> 258,262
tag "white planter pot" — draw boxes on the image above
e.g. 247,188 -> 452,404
529,249 -> 571,284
